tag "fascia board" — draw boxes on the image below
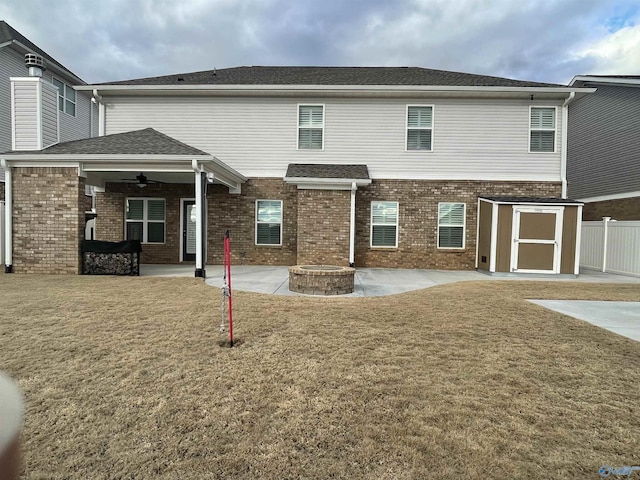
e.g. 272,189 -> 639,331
78,83 -> 595,95
570,75 -> 640,87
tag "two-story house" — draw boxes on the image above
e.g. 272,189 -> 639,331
0,21 -> 96,202
1,66 -> 592,275
567,75 -> 640,220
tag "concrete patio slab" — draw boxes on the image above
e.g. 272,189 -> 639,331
529,300 -> 640,341
140,264 -> 640,298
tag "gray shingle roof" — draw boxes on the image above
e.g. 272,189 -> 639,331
0,21 -> 85,84
286,164 -> 370,179
481,196 -> 583,204
6,128 -> 209,156
100,66 -> 562,88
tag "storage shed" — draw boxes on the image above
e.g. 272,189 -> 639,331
476,197 -> 583,275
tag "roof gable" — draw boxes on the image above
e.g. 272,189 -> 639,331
0,20 -> 85,84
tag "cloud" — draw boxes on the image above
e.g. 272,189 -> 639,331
1,0 -> 639,84
575,22 -> 640,75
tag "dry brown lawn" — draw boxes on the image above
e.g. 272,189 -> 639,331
1,274 -> 639,479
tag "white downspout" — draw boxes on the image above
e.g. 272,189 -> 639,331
561,92 -> 576,199
349,182 -> 356,267
1,159 -> 12,272
192,160 -> 205,278
93,89 -> 104,137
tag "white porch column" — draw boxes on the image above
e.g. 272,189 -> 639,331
1,160 -> 12,273
194,169 -> 205,278
349,182 -> 356,267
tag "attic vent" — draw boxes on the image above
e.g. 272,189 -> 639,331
25,53 -> 45,77
177,77 -> 184,82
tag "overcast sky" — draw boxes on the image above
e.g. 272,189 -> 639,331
2,0 -> 639,85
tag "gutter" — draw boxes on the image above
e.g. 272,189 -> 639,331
1,159 -> 12,272
561,92 -> 576,198
92,89 -> 104,136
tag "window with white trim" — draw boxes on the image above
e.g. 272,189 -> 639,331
125,198 -> 165,244
406,105 -> 433,150
256,200 -> 282,245
51,77 -> 76,116
371,201 -> 398,248
438,203 -> 465,249
298,105 -> 324,149
530,107 -> 556,152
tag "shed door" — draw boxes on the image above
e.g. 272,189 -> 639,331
511,206 -> 564,274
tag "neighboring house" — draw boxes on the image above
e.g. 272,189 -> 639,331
1,66 -> 594,275
567,75 -> 640,220
0,20 -> 96,203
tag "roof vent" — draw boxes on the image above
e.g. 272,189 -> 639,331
25,53 -> 45,77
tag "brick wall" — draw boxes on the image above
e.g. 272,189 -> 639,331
95,178 -> 560,269
96,179 -> 298,265
582,197 -> 640,221
297,189 -> 351,265
355,180 -> 561,269
12,167 -> 84,274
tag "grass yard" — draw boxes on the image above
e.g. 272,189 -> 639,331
1,274 -> 639,479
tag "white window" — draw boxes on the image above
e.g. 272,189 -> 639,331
530,107 -> 556,152
52,77 -> 76,116
298,105 -> 324,149
438,203 -> 465,249
406,105 -> 433,151
125,198 -> 165,244
256,200 -> 282,246
371,201 -> 398,248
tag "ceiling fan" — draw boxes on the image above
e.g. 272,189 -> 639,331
120,173 -> 165,188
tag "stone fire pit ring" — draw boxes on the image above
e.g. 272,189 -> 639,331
288,265 -> 356,295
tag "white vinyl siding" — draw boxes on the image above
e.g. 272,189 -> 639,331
438,203 -> 465,249
125,198 -> 165,244
371,201 -> 398,248
406,105 -> 433,151
104,97 -> 563,181
11,80 -> 39,150
41,82 -> 59,148
0,47 -> 30,155
298,104 -> 324,149
530,107 -> 556,153
255,200 -> 282,245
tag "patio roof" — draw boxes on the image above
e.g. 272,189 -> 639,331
284,163 -> 371,189
0,128 -> 247,192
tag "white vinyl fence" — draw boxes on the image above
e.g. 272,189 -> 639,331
0,201 -> 4,266
580,217 -> 640,277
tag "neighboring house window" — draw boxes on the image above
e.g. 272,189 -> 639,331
256,200 -> 282,245
371,201 -> 398,248
52,77 -> 76,116
125,198 -> 165,244
406,105 -> 433,151
530,107 -> 556,152
298,105 -> 324,149
438,203 -> 465,249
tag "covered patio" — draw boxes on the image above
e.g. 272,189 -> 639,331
1,128 -> 246,276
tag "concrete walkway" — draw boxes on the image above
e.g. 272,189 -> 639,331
529,300 -> 640,342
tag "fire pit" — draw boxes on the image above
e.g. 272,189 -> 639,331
288,265 -> 356,295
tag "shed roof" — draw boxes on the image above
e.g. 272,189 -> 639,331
480,196 -> 583,204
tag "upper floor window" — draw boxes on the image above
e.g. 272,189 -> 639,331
371,201 -> 398,248
125,198 -> 165,244
438,203 -> 465,249
298,105 -> 324,149
256,200 -> 283,246
530,107 -> 556,153
406,105 -> 433,151
52,77 -> 76,116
